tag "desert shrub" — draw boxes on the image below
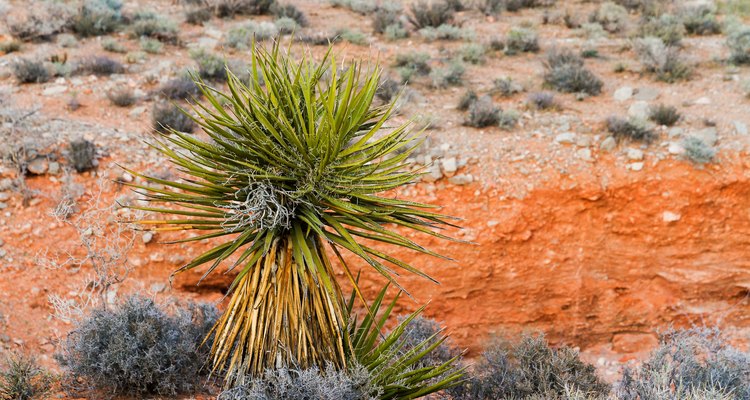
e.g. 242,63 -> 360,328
615,328 -> 748,399
634,37 -> 692,82
648,104 -> 680,126
505,27 -> 540,55
504,0 -> 556,11
727,26 -> 750,64
394,52 -> 431,82
408,0 -> 455,29
0,40 -> 21,54
372,2 -> 403,34
590,2 -> 628,34
419,24 -> 474,41
186,7 -> 213,24
376,76 -> 401,103
107,86 -> 136,107
498,109 -> 520,130
449,334 -> 609,399
68,139 -> 98,172
190,48 -> 227,80
58,34 -> 79,49
680,5 -> 721,35
458,89 -> 478,110
57,296 -> 218,396
493,76 -> 524,97
397,316 -> 462,368
131,12 -> 179,43
272,3 -> 307,26
153,103 -> 195,134
527,91 -> 557,110
0,353 -> 53,400
476,0 -> 503,15
461,43 -> 487,64
637,14 -> 684,46
464,95 -> 501,128
330,0 -> 377,14
101,37 -> 126,53
385,24 -> 409,40
430,60 -> 465,88
226,21 -> 279,48
218,363 -> 380,400
211,0 -> 276,17
274,17 -> 299,34
139,37 -> 163,53
5,2 -> 73,41
606,116 -> 656,143
337,28 -> 368,45
543,49 -> 603,95
71,0 -> 123,37
74,56 -> 124,76
682,137 -> 716,164
157,77 -> 202,100
12,59 -> 50,83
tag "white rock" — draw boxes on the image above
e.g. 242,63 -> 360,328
600,136 -> 617,152
613,86 -> 633,102
26,158 -> 48,175
662,211 -> 681,222
576,148 -> 593,161
633,87 -> 659,101
626,148 -> 644,161
627,101 -> 650,119
668,142 -> 685,155
733,120 -> 748,135
423,164 -> 443,182
576,135 -> 592,147
629,162 -> 644,171
668,127 -> 684,138
448,174 -> 473,185
442,157 -> 458,175
694,96 -> 711,105
555,132 -> 576,144
693,127 -> 718,146
142,232 -> 154,244
42,85 -> 67,96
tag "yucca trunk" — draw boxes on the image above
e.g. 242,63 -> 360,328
209,235 -> 349,386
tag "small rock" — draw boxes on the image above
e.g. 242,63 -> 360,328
633,87 -> 659,101
693,127 -> 718,146
662,211 -> 681,223
733,121 -> 748,136
42,85 -> 67,96
626,148 -> 644,161
629,162 -> 644,171
555,132 -> 576,144
150,283 -> 167,293
694,96 -> 711,105
129,106 -> 147,118
142,232 -> 154,244
0,248 -> 6,258
668,142 -> 684,155
0,202 -> 6,210
423,164 -> 443,182
48,162 -> 60,175
627,101 -> 650,120
600,137 -> 617,152
26,158 -> 48,175
441,157 -> 458,175
0,192 -> 9,202
668,127 -> 684,138
448,174 -> 473,185
613,86 -> 633,102
576,135 -> 592,147
576,148 -> 593,161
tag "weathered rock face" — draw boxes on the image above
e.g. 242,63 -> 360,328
345,163 -> 750,356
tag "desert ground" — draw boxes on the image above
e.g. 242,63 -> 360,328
1,0 -> 750,398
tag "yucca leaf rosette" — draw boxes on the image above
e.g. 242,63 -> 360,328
126,42 -> 456,387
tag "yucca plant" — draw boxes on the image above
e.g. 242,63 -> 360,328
125,41 -> 460,390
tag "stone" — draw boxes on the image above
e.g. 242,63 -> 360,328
129,106 -> 147,118
627,101 -> 650,120
600,137 -> 617,152
0,202 -> 6,210
663,211 -> 681,222
694,96 -> 711,105
42,85 -> 67,96
633,87 -> 659,101
693,127 -> 717,146
733,121 -> 748,136
448,174 -> 473,185
47,162 -> 60,175
26,158 -> 48,175
668,127 -> 684,138
626,148 -> 644,161
613,86 -> 633,102
576,148 -> 593,162
142,232 -> 154,244
576,135 -> 592,147
629,162 -> 644,171
555,132 -> 576,144
668,142 -> 685,155
150,283 -> 167,293
423,164 -> 443,182
612,332 -> 658,353
442,157 -> 458,175
0,192 -> 9,202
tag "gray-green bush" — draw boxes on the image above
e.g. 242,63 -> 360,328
12,59 -> 50,83
606,116 -> 656,143
408,0 -> 455,29
543,49 -> 603,95
153,103 -> 196,134
56,296 -> 218,396
464,95 -> 501,128
0,353 -> 53,400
